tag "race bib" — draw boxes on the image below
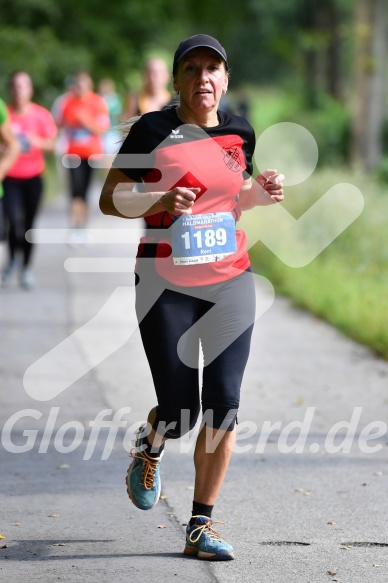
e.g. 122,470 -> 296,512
69,128 -> 93,143
170,212 -> 237,266
17,134 -> 31,153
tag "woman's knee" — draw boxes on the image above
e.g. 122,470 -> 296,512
153,406 -> 200,439
201,405 -> 238,432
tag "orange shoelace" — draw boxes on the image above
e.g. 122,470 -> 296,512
130,449 -> 160,490
188,517 -> 226,544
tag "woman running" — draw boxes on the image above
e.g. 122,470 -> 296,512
123,57 -> 171,119
59,71 -> 110,243
2,72 -> 57,289
100,34 -> 284,560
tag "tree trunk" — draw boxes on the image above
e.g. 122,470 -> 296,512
351,0 -> 388,170
324,0 -> 342,100
299,0 -> 321,109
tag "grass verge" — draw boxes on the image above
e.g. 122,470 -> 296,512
243,164 -> 388,359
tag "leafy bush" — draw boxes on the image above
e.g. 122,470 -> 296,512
244,166 -> 388,359
289,94 -> 351,165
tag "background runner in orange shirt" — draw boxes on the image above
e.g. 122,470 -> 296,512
60,71 -> 109,242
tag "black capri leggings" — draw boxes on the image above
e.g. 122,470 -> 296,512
135,261 -> 256,439
68,159 -> 94,201
2,175 -> 43,267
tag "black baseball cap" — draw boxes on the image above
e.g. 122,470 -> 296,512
173,34 -> 228,75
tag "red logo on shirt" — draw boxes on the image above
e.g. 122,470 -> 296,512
222,147 -> 242,172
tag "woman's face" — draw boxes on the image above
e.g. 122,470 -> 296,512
174,47 -> 228,115
10,72 -> 33,106
144,59 -> 169,92
73,73 -> 93,97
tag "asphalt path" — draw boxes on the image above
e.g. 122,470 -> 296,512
1,183 -> 388,583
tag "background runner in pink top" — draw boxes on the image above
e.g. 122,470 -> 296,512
7,102 -> 57,179
2,72 -> 57,290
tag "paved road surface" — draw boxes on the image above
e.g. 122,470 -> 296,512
1,183 -> 388,582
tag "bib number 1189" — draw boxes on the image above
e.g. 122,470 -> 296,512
171,212 -> 237,265
181,228 -> 227,250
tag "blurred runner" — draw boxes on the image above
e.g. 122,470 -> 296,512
59,70 -> 109,243
123,58 -> 171,119
2,72 -> 57,290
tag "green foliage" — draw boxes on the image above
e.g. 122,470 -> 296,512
0,27 -> 90,107
1,0 -> 340,102
246,166 -> 388,359
289,94 -> 352,165
1,0 -> 61,28
0,0 -> 358,124
249,87 -> 351,166
249,87 -> 303,134
0,0 -> 184,101
374,156 -> 388,185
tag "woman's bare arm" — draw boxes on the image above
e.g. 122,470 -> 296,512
99,167 -> 200,219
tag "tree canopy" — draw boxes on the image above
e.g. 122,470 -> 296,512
0,0 -> 353,104
1,0 -> 387,169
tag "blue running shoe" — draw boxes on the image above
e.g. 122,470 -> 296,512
184,515 -> 235,560
126,425 -> 163,510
